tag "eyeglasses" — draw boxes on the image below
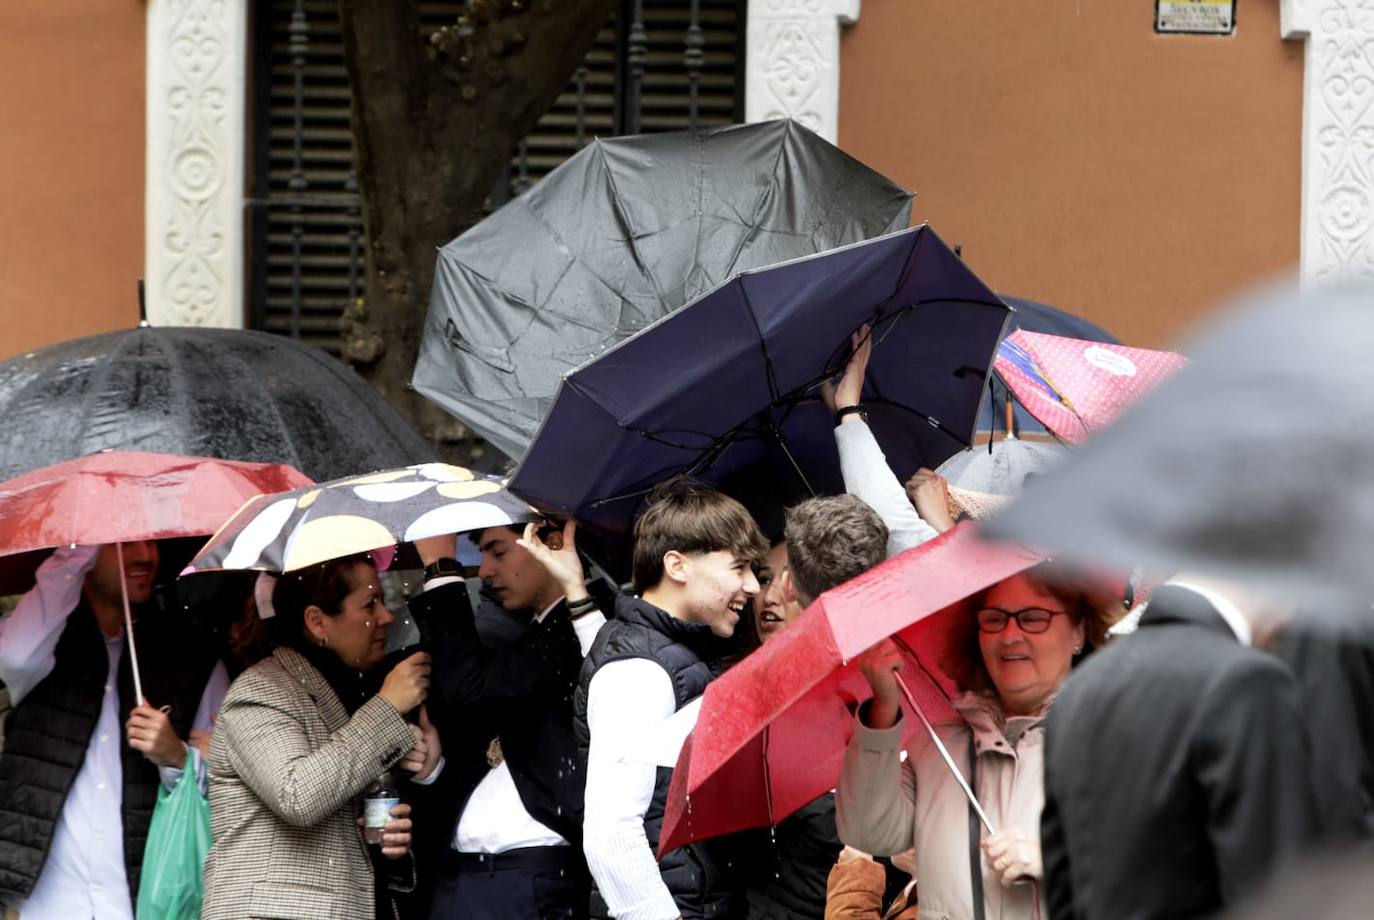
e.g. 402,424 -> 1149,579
975,606 -> 1066,634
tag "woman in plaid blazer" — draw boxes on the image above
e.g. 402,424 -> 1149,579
202,553 -> 437,920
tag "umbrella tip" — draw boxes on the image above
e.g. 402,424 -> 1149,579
137,279 -> 150,327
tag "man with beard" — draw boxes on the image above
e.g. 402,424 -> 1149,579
0,541 -> 219,919
576,480 -> 768,920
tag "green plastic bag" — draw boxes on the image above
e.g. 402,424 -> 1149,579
135,752 -> 211,920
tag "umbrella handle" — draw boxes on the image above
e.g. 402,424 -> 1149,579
891,669 -> 997,835
115,543 -> 146,706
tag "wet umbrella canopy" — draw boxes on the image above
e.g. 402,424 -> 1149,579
413,119 -> 914,461
508,225 -> 1011,546
983,296 -> 1121,437
0,326 -> 435,482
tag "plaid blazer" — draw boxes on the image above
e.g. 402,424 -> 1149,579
201,647 -> 416,920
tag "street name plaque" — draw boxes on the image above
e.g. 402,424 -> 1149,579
1155,0 -> 1236,35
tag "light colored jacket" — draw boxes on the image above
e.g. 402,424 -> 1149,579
202,647 -> 416,920
836,692 -> 1047,920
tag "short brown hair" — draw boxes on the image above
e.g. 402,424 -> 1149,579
631,479 -> 768,592
783,495 -> 888,607
941,561 -> 1125,694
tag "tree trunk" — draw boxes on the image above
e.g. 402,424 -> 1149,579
337,0 -> 615,468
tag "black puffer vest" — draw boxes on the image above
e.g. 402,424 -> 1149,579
0,601 -> 215,909
574,595 -> 743,920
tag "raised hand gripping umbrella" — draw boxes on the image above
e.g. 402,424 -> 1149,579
0,450 -> 312,701
414,118 -> 914,461
182,462 -> 539,577
656,523 -> 1044,855
993,330 -> 1187,445
508,225 -> 1012,548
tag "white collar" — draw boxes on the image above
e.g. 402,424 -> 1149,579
1165,579 -> 1252,646
533,598 -> 562,624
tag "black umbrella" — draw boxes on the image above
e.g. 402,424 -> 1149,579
413,118 -> 914,461
984,280 -> 1374,610
0,326 -> 435,482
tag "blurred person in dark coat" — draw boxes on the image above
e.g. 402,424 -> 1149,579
1041,578 -> 1321,920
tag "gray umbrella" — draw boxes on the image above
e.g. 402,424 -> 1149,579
984,281 -> 1374,608
413,118 -> 913,461
936,435 -> 1067,496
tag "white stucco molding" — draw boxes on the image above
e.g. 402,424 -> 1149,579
145,0 -> 247,327
1281,0 -> 1374,283
745,0 -> 861,143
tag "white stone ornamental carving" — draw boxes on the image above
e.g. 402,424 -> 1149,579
746,0 -> 861,143
1282,0 -> 1374,283
145,0 -> 247,327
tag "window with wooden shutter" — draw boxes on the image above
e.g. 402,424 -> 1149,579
247,0 -> 745,353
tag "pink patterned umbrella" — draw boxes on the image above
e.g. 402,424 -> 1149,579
993,330 -> 1187,444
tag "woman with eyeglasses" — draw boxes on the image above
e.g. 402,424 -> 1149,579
833,564 -> 1121,920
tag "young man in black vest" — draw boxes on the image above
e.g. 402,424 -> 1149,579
411,520 -> 609,919
0,541 -> 218,919
575,480 -> 768,920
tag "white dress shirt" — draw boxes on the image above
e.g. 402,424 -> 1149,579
0,547 -> 133,919
1165,579 -> 1254,646
582,657 -> 681,920
417,579 -> 607,854
0,546 -> 224,919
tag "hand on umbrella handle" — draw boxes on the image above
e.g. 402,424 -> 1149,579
855,639 -> 903,728
982,827 -> 1042,888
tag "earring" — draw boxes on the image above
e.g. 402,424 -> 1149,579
320,635 -> 328,648
1072,644 -> 1083,655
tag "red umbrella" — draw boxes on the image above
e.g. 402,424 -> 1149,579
0,451 -> 312,700
658,523 -> 1044,856
994,329 -> 1187,444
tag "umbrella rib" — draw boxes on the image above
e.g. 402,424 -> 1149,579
996,373 -> 1077,450
718,121 -> 791,282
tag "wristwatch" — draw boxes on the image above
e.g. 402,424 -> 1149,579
835,404 -> 869,425
422,556 -> 463,582
566,595 -> 598,620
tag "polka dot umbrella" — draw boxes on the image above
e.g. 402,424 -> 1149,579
181,462 -> 540,576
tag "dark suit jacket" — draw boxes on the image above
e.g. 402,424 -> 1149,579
409,580 -> 603,849
1041,585 -> 1320,920
1272,621 -> 1374,843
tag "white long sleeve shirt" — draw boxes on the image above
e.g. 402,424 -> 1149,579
582,658 -> 681,920
0,546 -> 226,919
834,420 -> 941,556
0,546 -> 132,920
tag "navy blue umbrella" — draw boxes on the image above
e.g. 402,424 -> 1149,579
507,225 -> 1011,545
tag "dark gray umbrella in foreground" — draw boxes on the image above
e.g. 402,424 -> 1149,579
413,118 -> 914,461
0,326 -> 435,482
984,281 -> 1374,609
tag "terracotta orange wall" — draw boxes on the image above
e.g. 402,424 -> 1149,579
839,0 -> 1303,347
0,1 -> 146,360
